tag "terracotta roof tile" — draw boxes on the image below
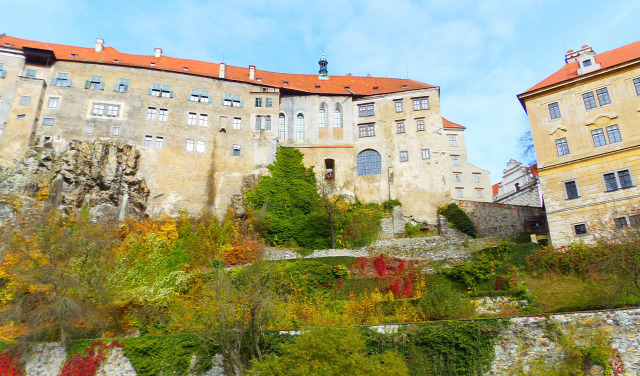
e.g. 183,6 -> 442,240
492,183 -> 500,196
521,40 -> 640,95
442,118 -> 466,129
525,164 -> 538,176
0,34 -> 435,95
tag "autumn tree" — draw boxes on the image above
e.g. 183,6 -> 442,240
0,207 -> 116,342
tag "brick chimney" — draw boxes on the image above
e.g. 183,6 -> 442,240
219,63 -> 226,78
249,65 -> 255,80
94,38 -> 104,53
154,48 -> 162,58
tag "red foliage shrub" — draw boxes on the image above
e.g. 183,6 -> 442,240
0,347 -> 22,376
59,341 -> 124,376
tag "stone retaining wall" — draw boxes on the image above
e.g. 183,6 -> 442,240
454,200 -> 546,239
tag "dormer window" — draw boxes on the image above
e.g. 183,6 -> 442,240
565,45 -> 601,75
582,59 -> 592,67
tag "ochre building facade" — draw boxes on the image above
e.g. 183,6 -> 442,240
0,35 -> 491,223
518,41 -> 640,246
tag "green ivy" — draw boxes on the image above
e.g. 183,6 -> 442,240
439,203 -> 477,237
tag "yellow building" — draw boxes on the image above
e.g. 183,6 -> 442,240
0,34 -> 491,223
518,41 -> 640,246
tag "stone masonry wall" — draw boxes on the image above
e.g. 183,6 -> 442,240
454,200 -> 545,238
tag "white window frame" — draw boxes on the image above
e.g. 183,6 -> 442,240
449,136 -> 458,147
185,139 -> 194,152
144,135 -> 153,147
400,151 -> 408,162
233,117 -> 242,130
417,119 -> 425,131
48,97 -> 59,108
155,136 -> 164,149
199,114 -> 208,127
196,140 -> 205,153
452,155 -> 459,166
158,108 -> 169,122
111,126 -> 120,136
20,96 -> 31,106
146,107 -> 157,120
43,117 -> 55,126
421,148 -> 430,159
395,100 -> 403,113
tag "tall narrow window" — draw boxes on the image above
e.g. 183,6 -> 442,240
196,141 -> 205,153
606,125 -> 622,143
158,108 -> 168,121
265,98 -> 273,107
255,116 -> 262,131
634,78 -> 640,96
565,181 -> 579,199
397,121 -> 405,133
417,119 -> 425,131
555,137 -> 569,156
186,139 -> 194,152
187,112 -> 197,125
146,107 -> 156,120
449,136 -> 457,147
452,156 -> 459,166
395,100 -> 403,113
333,105 -> 342,127
199,114 -> 208,127
233,117 -> 241,130
318,108 -> 326,127
591,128 -> 607,147
144,135 -> 153,147
265,116 -> 271,131
400,151 -> 408,162
278,114 -> 286,139
596,87 -> 611,105
548,102 -> 561,119
604,172 -> 618,191
296,114 -> 304,139
255,97 -> 262,107
583,92 -> 597,110
422,149 -> 430,159
618,170 -> 633,189
155,136 -> 164,149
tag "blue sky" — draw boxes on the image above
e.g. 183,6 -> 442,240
1,0 -> 639,182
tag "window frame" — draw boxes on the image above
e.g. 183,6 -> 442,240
199,113 -> 208,127
187,112 -> 197,125
42,117 -> 55,126
634,77 -> 640,96
606,125 -> 622,144
400,151 -> 408,162
296,114 -> 305,139
452,155 -> 459,166
394,100 -> 403,113
449,135 -> 458,147
158,108 -> 169,122
603,169 -> 633,191
146,107 -> 157,120
115,78 -> 130,93
149,83 -> 173,98
596,87 -> 611,106
591,128 -> 607,147
356,149 -> 382,176
358,104 -> 374,117
265,97 -> 273,107
582,92 -> 597,110
573,223 -> 588,235
555,137 -> 570,156
422,148 -> 430,159
196,140 -> 205,153
278,113 -> 286,139
233,117 -> 242,130
185,139 -> 194,152
548,102 -> 561,119
412,97 -> 429,111
396,121 -> 405,133
417,119 -> 425,131
48,97 -> 59,108
564,180 -> 579,199
20,96 -> 31,106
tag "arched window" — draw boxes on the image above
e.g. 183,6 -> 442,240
296,114 -> 305,140
319,103 -> 327,127
334,104 -> 342,127
278,113 -> 286,139
357,149 -> 381,176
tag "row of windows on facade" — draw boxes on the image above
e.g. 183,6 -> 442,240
548,78 -> 640,120
453,173 -> 482,183
573,214 -> 640,236
555,125 -> 622,156
564,169 -> 633,200
358,119 -> 445,138
359,97 -> 429,118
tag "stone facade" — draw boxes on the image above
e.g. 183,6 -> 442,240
454,200 -> 547,238
0,34 -> 491,224
518,41 -> 640,246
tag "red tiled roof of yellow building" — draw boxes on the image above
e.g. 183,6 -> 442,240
442,118 -> 466,129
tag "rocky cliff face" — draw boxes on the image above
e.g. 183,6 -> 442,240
0,140 -> 149,223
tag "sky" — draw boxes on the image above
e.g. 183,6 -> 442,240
1,0 -> 639,183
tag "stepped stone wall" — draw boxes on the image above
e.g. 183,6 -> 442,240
454,200 -> 546,238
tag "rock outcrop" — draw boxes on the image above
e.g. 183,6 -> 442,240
0,140 -> 149,224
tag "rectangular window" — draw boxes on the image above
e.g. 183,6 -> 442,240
449,136 -> 458,147
265,98 -> 273,107
591,128 -> 607,147
0,63 -> 5,78
565,180 -> 579,199
48,97 -> 59,108
255,116 -> 262,130
413,97 -> 429,111
222,94 -> 243,107
17,114 -> 25,119
155,136 -> 164,149
397,121 -> 405,133
85,124 -> 93,134
604,172 -> 619,191
359,124 -> 375,137
395,100 -> 403,113
476,189 -> 484,198
265,116 -> 271,131
196,141 -> 205,153
25,69 -> 37,78
20,96 -> 30,105
474,174 -> 481,182
144,135 -> 153,147
185,139 -> 194,152
146,107 -> 157,120
52,72 -> 71,87
233,117 -> 241,130
115,78 -> 130,93
454,173 -> 461,181
189,89 -> 210,102
359,104 -> 374,117
583,92 -> 597,110
111,126 -> 120,136
634,78 -> 640,96
606,125 -> 622,143
618,169 -> 633,189
596,87 -> 611,106
278,115 -> 286,139
548,102 -> 561,119
149,83 -> 173,97
457,189 -> 464,198
556,137 -> 569,156
422,148 -> 430,159
232,144 -> 242,156
85,75 -> 104,90
255,97 -> 262,107
158,108 -> 168,121
417,119 -> 425,131
92,103 -> 105,116
400,151 -> 408,162
615,217 -> 628,229
107,105 -> 119,117
574,223 -> 587,235
43,117 -> 54,126
199,114 -> 208,127
188,112 -> 197,125
452,156 -> 459,166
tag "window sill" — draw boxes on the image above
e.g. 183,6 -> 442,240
566,196 -> 581,200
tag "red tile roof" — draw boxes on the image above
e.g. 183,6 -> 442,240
521,40 -> 640,95
0,34 -> 435,95
442,118 -> 466,129
492,183 -> 500,196
525,164 -> 538,176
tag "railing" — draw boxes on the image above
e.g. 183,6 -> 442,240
17,76 -> 46,86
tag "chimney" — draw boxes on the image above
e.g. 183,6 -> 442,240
249,65 -> 255,80
564,44 -> 600,75
219,63 -> 226,79
154,48 -> 162,58
94,38 -> 104,53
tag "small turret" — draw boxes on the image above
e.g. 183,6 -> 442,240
318,52 -> 328,80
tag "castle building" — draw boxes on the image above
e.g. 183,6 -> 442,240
518,41 -> 640,245
0,34 -> 491,223
492,160 -> 542,208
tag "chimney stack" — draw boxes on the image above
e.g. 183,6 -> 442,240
219,63 -> 226,79
95,38 -> 104,53
154,48 -> 162,58
249,65 -> 255,80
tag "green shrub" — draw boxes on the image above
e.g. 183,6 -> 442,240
339,204 -> 382,248
444,255 -> 496,293
420,275 -> 475,320
438,203 -> 477,237
382,199 -> 402,212
514,231 -> 533,244
526,243 -> 609,275
404,223 -> 423,237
